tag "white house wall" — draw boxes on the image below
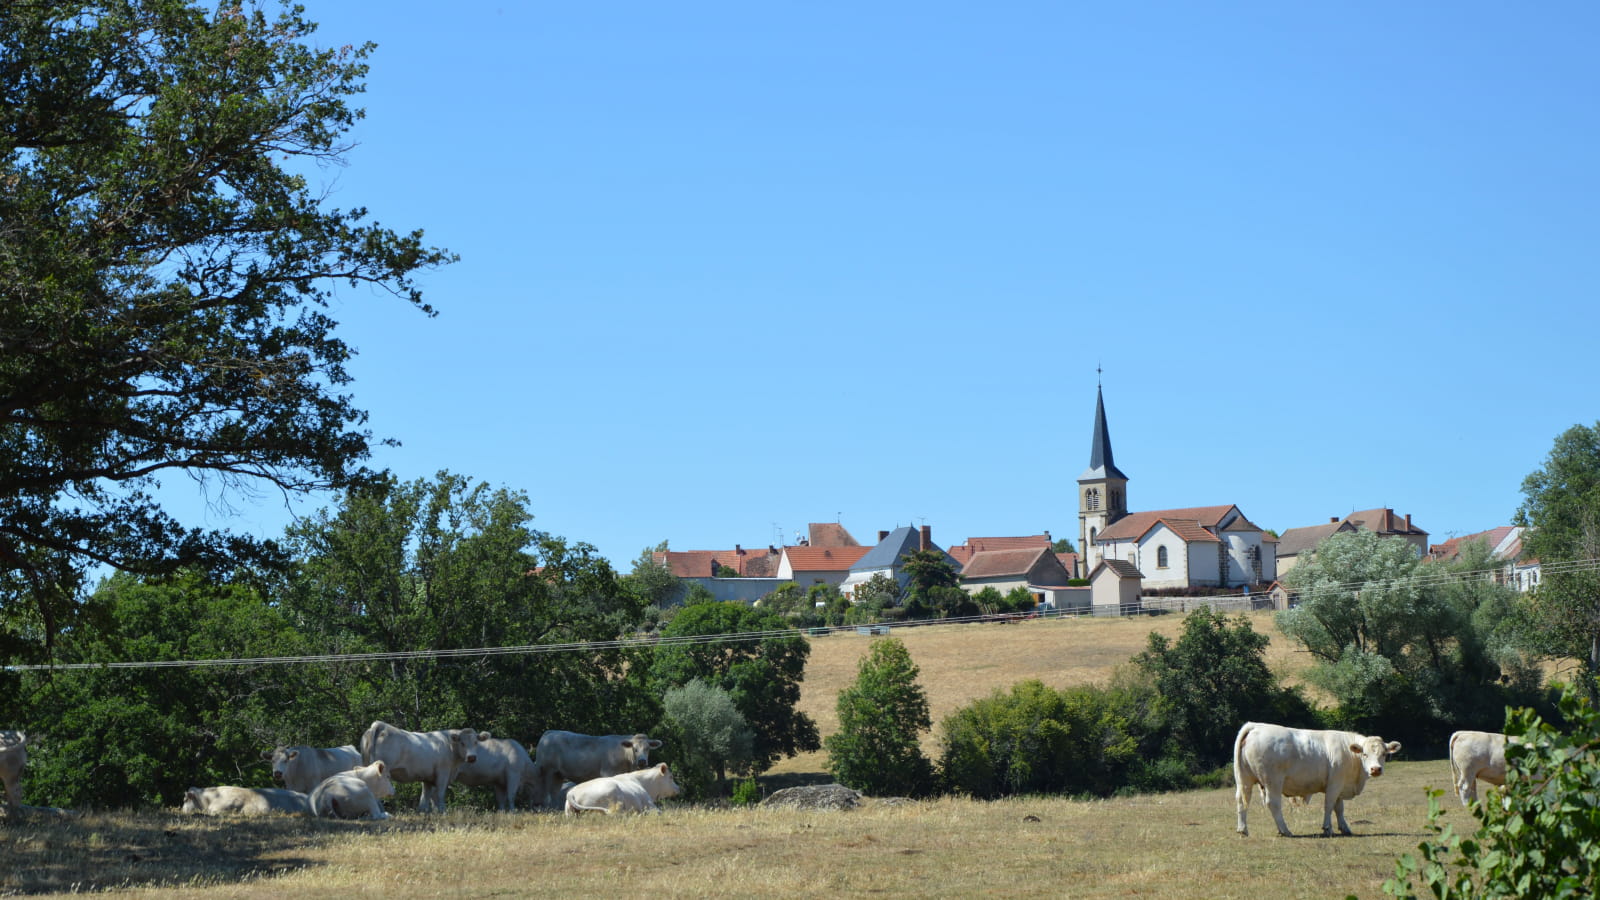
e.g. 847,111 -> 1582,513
1136,526 -> 1191,590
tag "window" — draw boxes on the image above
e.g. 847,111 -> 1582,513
1156,546 -> 1169,568
1085,488 -> 1100,511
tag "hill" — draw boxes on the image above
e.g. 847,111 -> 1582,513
768,609 -> 1314,776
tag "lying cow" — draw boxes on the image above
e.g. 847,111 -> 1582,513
1449,730 -> 1507,806
261,744 -> 362,795
1,731 -> 25,814
310,760 -> 394,820
1233,721 -> 1400,837
454,737 -> 538,812
359,720 -> 488,813
532,730 -> 662,810
565,763 -> 680,815
183,786 -> 311,816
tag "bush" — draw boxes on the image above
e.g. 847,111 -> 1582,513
730,777 -> 761,806
1381,683 -> 1600,899
826,639 -> 935,797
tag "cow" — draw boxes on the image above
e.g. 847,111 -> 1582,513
358,720 -> 489,813
182,786 -> 311,816
1449,730 -> 1507,806
1,731 -> 25,815
310,760 -> 394,820
564,763 -> 680,815
1233,721 -> 1401,837
261,744 -> 362,795
531,731 -> 662,810
453,737 -> 538,812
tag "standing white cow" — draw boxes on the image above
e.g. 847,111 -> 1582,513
310,760 -> 395,820
454,737 -> 538,811
359,720 -> 489,813
532,731 -> 662,810
565,763 -> 680,815
183,786 -> 311,816
1,731 -> 25,815
1234,721 -> 1401,837
261,744 -> 362,795
1449,730 -> 1507,806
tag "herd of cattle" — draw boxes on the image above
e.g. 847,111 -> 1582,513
0,723 -> 678,819
1,723 -> 1511,830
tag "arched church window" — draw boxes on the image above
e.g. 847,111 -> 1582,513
1110,489 -> 1122,510
1086,488 -> 1100,511
1157,546 -> 1168,568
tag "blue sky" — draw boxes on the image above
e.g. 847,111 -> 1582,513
174,1 -> 1600,568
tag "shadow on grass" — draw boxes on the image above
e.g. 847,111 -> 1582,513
758,771 -> 836,792
0,807 -> 385,895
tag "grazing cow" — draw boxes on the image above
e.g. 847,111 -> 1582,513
261,744 -> 363,795
565,763 -> 680,815
1,731 -> 25,814
454,737 -> 539,812
182,786 -> 311,816
1449,730 -> 1508,806
531,731 -> 662,810
310,760 -> 395,820
1233,721 -> 1401,837
359,720 -> 489,813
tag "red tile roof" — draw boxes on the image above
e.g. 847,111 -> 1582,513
1095,506 -> 1238,543
961,548 -> 1050,579
1344,508 -> 1427,536
947,534 -> 1053,568
653,547 -> 780,578
1155,519 -> 1221,544
807,523 -> 860,547
783,545 -> 870,572
1428,526 -> 1516,562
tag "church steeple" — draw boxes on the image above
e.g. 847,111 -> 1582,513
1079,384 -> 1129,482
1077,381 -> 1129,576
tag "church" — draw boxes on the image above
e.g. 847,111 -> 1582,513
1076,385 -> 1277,590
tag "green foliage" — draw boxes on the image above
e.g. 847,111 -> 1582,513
826,639 -> 935,797
1278,529 -> 1525,747
650,602 -> 820,771
623,542 -> 681,609
1135,607 -> 1318,771
715,564 -> 739,578
810,584 -> 849,627
1382,685 -> 1600,899
938,679 -> 1144,798
0,0 -> 453,657
1051,537 -> 1077,554
852,572 -> 903,616
901,549 -> 961,605
1515,423 -> 1600,698
730,776 -> 761,806
17,572 -> 330,808
971,586 -> 1004,613
1002,586 -> 1038,613
661,680 -> 755,800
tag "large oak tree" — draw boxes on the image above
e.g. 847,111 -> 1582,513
0,1 -> 452,659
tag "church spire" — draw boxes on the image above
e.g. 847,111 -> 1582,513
1081,383 -> 1128,482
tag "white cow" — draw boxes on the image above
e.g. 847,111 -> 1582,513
1449,730 -> 1508,806
453,737 -> 538,812
1,731 -> 25,814
261,744 -> 363,795
310,760 -> 395,820
532,731 -> 662,810
1234,721 -> 1401,837
359,720 -> 489,813
182,786 -> 311,816
565,763 -> 680,815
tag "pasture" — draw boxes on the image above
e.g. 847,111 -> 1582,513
2,610 -> 1475,898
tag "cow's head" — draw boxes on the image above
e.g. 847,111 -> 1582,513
362,760 -> 395,798
1350,736 -> 1402,778
450,729 -> 490,765
263,746 -> 298,784
181,787 -> 204,814
620,734 -> 664,770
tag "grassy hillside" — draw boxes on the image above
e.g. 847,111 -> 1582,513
769,609 -> 1316,776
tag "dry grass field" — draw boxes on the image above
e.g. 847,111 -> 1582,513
3,610 -> 1474,899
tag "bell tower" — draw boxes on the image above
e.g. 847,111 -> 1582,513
1077,380 -> 1128,575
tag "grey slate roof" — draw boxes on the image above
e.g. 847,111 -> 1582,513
1078,385 -> 1129,482
850,526 -> 958,572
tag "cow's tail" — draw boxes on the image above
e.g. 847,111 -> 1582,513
1233,722 -> 1256,793
1447,732 -> 1463,802
565,796 -> 607,816
359,721 -> 384,766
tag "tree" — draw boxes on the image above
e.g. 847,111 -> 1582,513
1135,607 -> 1314,771
623,541 -> 681,609
1383,685 -> 1600,899
1515,423 -> 1600,698
900,549 -> 963,619
1278,529 -> 1523,745
649,601 -> 820,771
1051,537 -> 1077,554
825,638 -> 935,797
660,679 -> 755,799
0,1 -> 453,660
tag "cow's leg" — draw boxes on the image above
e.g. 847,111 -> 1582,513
417,779 -> 436,812
1265,782 -> 1293,837
1234,771 -> 1255,835
1,774 -> 18,813
1333,797 -> 1351,836
1460,769 -> 1478,805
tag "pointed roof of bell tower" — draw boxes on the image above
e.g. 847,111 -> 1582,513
1078,383 -> 1129,483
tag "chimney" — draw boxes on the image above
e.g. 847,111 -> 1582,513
878,530 -> 889,542
920,525 -> 931,551
735,544 -> 742,554
768,545 -> 777,554
1404,513 -> 1412,531
1330,517 -> 1339,524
